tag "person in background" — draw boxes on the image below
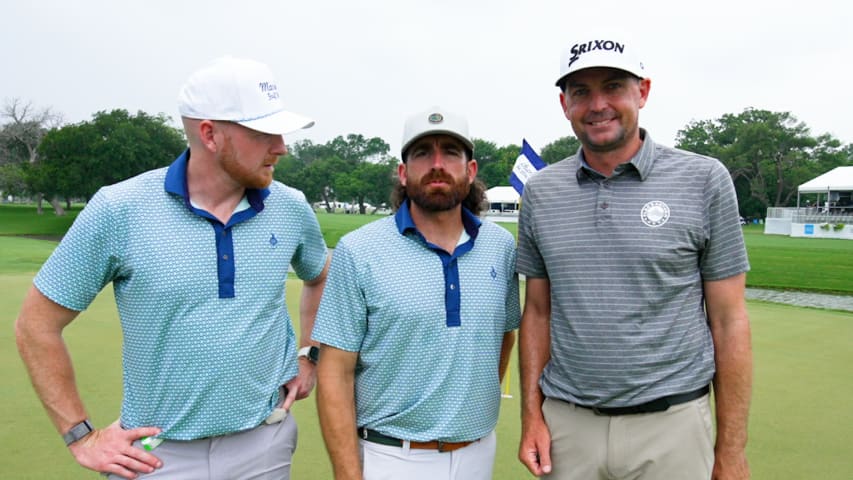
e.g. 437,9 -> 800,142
517,36 -> 752,480
313,106 -> 520,480
15,56 -> 329,479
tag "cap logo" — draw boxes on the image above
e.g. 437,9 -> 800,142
258,81 -> 280,101
428,113 -> 444,124
568,40 -> 626,68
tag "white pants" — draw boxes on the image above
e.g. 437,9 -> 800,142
360,430 -> 497,480
108,413 -> 297,480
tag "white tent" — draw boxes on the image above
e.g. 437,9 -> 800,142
486,186 -> 520,213
486,186 -> 520,204
798,166 -> 853,193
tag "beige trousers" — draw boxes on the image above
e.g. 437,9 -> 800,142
542,395 -> 714,480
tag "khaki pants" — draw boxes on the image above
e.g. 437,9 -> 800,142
542,395 -> 714,480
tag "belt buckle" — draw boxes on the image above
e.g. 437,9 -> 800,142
437,441 -> 446,452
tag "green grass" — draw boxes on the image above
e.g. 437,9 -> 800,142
742,225 -> 853,294
2,206 -> 853,477
0,237 -> 63,273
5,206 -> 851,296
0,203 -> 82,236
4,270 -> 852,479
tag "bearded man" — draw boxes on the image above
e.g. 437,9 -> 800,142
313,106 -> 520,480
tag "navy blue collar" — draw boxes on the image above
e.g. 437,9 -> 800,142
164,149 -> 270,213
394,198 -> 481,240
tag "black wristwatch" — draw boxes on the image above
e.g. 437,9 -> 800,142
297,345 -> 319,364
62,419 -> 94,446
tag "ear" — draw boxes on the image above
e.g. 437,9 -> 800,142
198,120 -> 219,152
638,78 -> 651,109
467,158 -> 478,183
559,91 -> 570,120
397,162 -> 407,187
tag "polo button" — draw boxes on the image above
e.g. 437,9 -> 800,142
601,202 -> 609,209
450,284 -> 455,290
222,254 -> 229,260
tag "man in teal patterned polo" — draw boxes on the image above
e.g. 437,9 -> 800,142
15,56 -> 329,479
314,106 -> 520,480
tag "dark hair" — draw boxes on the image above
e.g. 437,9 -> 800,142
560,70 -> 642,93
391,176 -> 488,217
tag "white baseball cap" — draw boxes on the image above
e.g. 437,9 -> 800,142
400,106 -> 474,160
178,56 -> 314,135
556,38 -> 646,88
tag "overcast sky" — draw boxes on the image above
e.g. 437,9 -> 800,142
3,0 -> 851,161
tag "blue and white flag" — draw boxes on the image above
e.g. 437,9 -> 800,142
509,139 -> 546,196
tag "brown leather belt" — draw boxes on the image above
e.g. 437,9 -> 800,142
358,427 -> 475,452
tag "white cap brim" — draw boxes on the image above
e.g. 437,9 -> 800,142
237,109 -> 315,135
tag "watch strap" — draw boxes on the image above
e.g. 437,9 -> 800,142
62,419 -> 94,446
297,345 -> 319,364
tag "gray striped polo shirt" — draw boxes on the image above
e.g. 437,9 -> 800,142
516,130 -> 749,407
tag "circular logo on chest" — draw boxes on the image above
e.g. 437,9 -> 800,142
640,200 -> 670,227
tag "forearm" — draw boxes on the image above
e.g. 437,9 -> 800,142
519,278 -> 551,424
519,319 -> 549,422
15,286 -> 86,434
517,282 -> 554,476
316,347 -> 362,480
712,314 -> 752,453
705,274 -> 753,455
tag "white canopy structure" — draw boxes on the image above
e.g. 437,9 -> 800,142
775,166 -> 853,239
797,166 -> 853,193
486,186 -> 521,213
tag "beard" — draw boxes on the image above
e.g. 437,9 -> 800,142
219,136 -> 274,189
406,169 -> 470,212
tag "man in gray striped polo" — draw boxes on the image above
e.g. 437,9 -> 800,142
516,37 -> 752,480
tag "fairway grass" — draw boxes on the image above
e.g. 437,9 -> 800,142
743,227 -> 853,294
0,203 -> 82,236
3,205 -> 852,295
3,273 -> 852,479
3,212 -> 852,477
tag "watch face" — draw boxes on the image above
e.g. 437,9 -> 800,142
300,346 -> 319,364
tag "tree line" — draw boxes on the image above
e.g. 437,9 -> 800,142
1,98 -> 851,219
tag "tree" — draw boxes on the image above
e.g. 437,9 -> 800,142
472,139 -> 500,187
334,159 -> 397,213
0,162 -> 27,197
326,134 -> 390,164
540,136 -> 581,165
33,109 -> 186,211
278,135 -> 394,213
472,139 -> 521,188
675,108 -> 850,218
0,98 -> 63,211
0,98 -> 62,165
